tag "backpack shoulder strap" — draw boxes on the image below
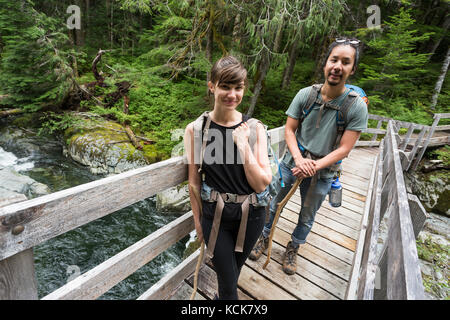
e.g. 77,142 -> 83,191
193,111 -> 210,171
337,90 -> 359,129
333,90 -> 359,150
300,84 -> 323,123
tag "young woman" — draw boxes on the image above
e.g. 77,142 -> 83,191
184,56 -> 272,300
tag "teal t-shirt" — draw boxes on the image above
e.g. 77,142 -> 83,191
282,86 -> 368,171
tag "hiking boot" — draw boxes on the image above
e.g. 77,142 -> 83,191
249,235 -> 269,261
282,241 -> 299,275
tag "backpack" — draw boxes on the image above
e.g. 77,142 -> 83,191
299,84 -> 361,157
192,111 -> 282,199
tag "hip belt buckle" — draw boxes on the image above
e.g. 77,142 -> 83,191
223,193 -> 237,203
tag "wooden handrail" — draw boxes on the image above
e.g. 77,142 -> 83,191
350,120 -> 425,300
42,211 -> 194,300
0,156 -> 187,261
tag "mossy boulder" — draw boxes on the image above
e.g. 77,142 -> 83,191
405,169 -> 450,217
64,118 -> 149,175
156,182 -> 191,213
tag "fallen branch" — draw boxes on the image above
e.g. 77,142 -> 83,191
124,124 -> 143,150
92,49 -> 107,83
0,108 -> 24,118
105,140 -> 132,145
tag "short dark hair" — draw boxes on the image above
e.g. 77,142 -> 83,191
210,56 -> 248,87
322,37 -> 362,71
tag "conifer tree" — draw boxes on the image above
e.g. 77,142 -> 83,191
0,0 -> 74,111
358,8 -> 432,102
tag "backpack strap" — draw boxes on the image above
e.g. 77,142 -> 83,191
193,111 -> 211,173
332,90 -> 359,151
300,84 -> 323,123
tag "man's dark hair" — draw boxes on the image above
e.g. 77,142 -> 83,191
322,37 -> 362,72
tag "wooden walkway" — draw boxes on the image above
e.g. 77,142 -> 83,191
175,147 -> 378,300
4,113 -> 446,300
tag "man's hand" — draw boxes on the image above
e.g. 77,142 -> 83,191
292,157 -> 317,178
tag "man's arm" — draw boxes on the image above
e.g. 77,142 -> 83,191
285,116 -> 316,177
314,129 -> 361,171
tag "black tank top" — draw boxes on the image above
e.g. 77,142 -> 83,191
201,114 -> 253,195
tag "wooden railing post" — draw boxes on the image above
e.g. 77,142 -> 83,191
410,114 -> 441,171
0,195 -> 38,300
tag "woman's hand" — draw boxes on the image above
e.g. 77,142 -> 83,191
232,122 -> 250,148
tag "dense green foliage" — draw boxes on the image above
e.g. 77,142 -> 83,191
0,0 -> 448,159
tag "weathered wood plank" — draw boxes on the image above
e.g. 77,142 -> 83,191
291,193 -> 364,219
357,150 -> 383,300
287,200 -> 361,230
138,247 -> 201,300
238,265 -> 296,300
322,196 -> 364,214
370,120 -> 384,141
407,193 -> 428,239
340,175 -> 370,192
283,205 -> 359,240
435,124 -> 450,131
0,156 -> 188,261
42,211 -> 194,300
255,241 -> 347,299
355,141 -> 381,147
273,228 -> 352,280
168,281 -> 205,300
277,217 -> 354,264
318,206 -> 362,229
245,250 -> 338,300
267,126 -> 285,146
398,123 -> 415,151
386,121 -> 424,299
0,195 -> 38,300
340,181 -> 368,198
411,114 -> 440,170
185,263 -> 252,300
406,126 -> 428,169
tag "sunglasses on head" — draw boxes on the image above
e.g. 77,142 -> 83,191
335,38 -> 360,45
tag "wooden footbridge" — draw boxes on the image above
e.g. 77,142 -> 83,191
1,113 -> 449,300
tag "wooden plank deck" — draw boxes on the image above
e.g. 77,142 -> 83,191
172,147 -> 379,300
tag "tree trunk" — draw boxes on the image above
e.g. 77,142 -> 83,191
312,37 -> 331,84
430,46 -> 450,110
281,42 -> 298,89
272,13 -> 285,53
205,4 -> 214,95
247,51 -> 270,117
281,28 -> 301,89
428,15 -> 450,59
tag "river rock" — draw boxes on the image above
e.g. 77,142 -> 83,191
156,184 -> 191,213
0,167 -> 50,200
405,170 -> 449,217
64,119 -> 149,175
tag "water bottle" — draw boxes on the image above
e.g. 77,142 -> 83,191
329,177 -> 342,207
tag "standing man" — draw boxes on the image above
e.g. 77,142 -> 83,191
249,38 -> 369,275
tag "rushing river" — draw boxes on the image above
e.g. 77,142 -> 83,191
0,118 -> 189,299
